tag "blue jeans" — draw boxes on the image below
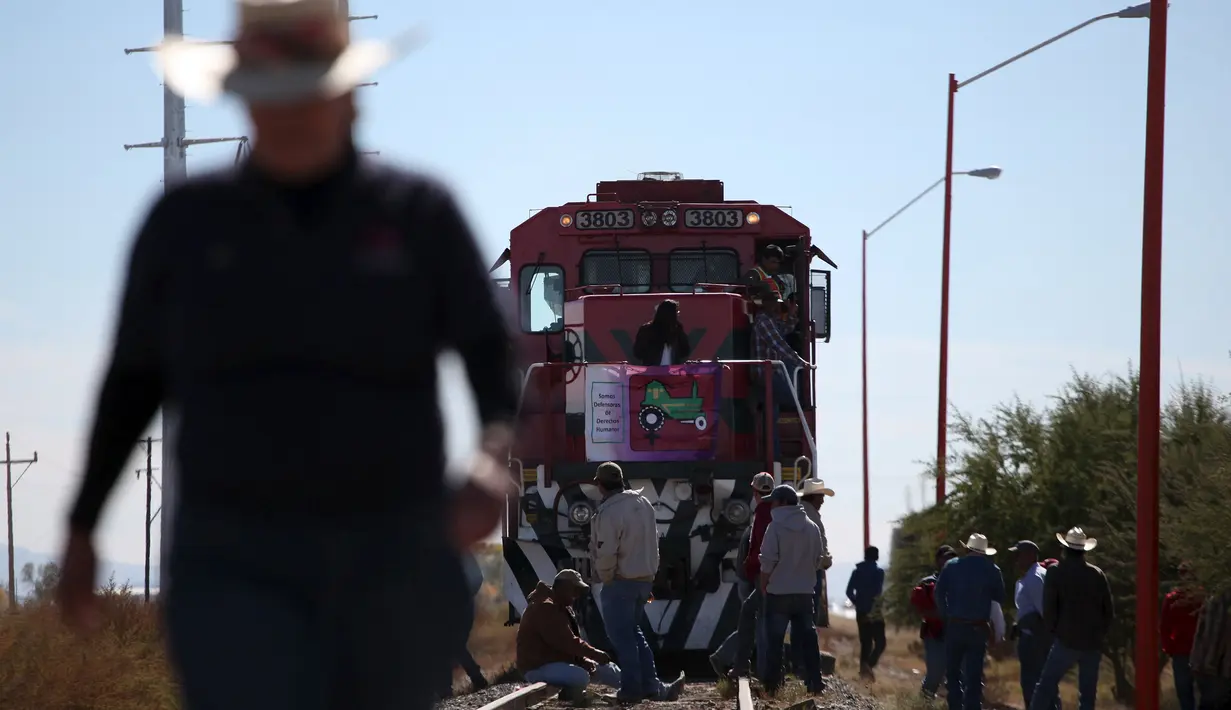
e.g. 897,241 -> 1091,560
763,593 -> 822,692
164,506 -> 467,710
601,580 -> 664,701
1029,641 -> 1101,710
1171,656 -> 1195,710
524,662 -> 622,691
921,636 -> 946,697
1018,632 -> 1058,710
944,622 -> 989,710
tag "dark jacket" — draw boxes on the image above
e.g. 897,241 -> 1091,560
633,323 -> 691,366
516,582 -> 606,673
1041,556 -> 1114,652
67,151 -> 519,530
846,561 -> 886,616
933,555 -> 1004,623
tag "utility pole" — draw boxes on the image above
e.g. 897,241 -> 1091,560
121,0 -> 380,595
138,437 -> 162,602
4,433 -> 37,608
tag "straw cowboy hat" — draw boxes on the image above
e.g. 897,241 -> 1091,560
961,533 -> 996,556
797,478 -> 835,498
154,0 -> 427,105
1057,527 -> 1098,551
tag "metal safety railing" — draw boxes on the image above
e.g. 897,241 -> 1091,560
513,359 -> 817,476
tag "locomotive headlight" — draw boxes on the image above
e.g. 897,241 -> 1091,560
674,481 -> 693,501
722,498 -> 752,526
662,209 -> 678,227
745,211 -> 761,225
568,500 -> 596,526
641,210 -> 658,227
560,214 -> 574,227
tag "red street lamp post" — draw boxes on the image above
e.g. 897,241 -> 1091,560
1135,1 -> 1169,709
935,3 -> 1153,505
861,166 -> 1001,549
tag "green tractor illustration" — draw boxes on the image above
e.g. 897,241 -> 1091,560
638,379 -> 708,433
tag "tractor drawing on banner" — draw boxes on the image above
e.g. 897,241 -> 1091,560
638,378 -> 708,436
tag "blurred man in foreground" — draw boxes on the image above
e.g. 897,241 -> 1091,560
55,1 -> 516,709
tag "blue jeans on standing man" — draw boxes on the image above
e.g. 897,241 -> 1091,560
600,580 -> 667,702
1170,655 -> 1195,710
763,594 -> 823,693
944,621 -> 989,710
1018,632 -> 1059,710
1029,642 -> 1101,710
921,636 -> 946,698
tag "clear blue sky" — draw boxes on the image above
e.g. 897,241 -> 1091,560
0,0 -> 1227,567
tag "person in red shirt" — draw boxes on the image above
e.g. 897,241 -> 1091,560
911,546 -> 958,699
1162,562 -> 1203,710
710,472 -> 776,679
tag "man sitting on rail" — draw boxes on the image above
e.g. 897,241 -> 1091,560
516,570 -> 620,701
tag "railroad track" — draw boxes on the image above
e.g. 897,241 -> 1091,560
464,677 -> 757,710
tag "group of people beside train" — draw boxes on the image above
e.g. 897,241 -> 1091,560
907,530 -> 1231,710
509,464 -> 837,703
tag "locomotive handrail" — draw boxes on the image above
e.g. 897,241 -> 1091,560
515,359 -> 817,469
794,455 -> 812,482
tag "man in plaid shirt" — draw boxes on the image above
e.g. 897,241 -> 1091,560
752,293 -> 812,459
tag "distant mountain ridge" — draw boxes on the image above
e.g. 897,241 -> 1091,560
4,546 -> 157,599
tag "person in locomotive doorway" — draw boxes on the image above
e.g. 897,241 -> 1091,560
847,546 -> 887,680
743,244 -> 787,301
750,293 -> 812,463
517,569 -> 622,701
910,545 -> 959,700
54,2 -> 518,710
710,472 -> 776,679
588,462 -> 687,703
1006,540 -> 1056,710
1162,562 -> 1204,710
932,534 -> 1004,710
1029,528 -> 1114,710
633,299 -> 692,366
758,484 -> 826,694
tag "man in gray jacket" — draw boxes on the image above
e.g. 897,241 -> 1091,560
759,485 -> 825,694
589,462 -> 685,704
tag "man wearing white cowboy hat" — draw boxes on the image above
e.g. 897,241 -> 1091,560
1029,528 -> 1114,710
796,479 -> 833,622
56,1 -> 518,709
933,533 -> 1005,710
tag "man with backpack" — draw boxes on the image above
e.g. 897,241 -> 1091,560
710,472 -> 776,679
911,545 -> 958,699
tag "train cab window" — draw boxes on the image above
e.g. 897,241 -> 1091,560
580,249 -> 651,293
668,249 -> 739,292
519,265 -> 564,333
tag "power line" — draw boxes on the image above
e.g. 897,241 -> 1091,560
3,433 -> 37,609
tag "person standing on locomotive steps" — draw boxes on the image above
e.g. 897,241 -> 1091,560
709,472 -> 777,679
54,1 -> 518,709
1029,528 -> 1114,710
633,299 -> 692,366
588,462 -> 687,704
933,533 -> 1005,710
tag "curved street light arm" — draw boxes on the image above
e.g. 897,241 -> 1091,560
958,12 -> 1121,90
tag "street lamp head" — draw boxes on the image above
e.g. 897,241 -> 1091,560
1116,2 -> 1153,19
967,166 -> 1003,180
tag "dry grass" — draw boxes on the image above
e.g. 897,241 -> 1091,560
0,581 -> 178,710
819,617 -> 1182,710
